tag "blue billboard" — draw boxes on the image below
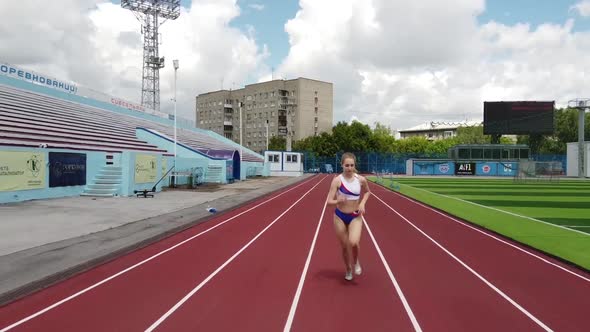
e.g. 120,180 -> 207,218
413,162 -> 454,175
49,152 -> 87,187
411,160 -> 518,177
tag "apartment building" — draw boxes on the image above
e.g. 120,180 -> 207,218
195,77 -> 333,153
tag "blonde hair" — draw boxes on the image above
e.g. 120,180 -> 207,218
341,152 -> 358,173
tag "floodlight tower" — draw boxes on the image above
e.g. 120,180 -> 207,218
122,0 -> 180,111
568,98 -> 588,178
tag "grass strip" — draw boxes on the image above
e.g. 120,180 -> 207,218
368,177 -> 590,271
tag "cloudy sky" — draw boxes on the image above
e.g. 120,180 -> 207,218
2,0 -> 590,132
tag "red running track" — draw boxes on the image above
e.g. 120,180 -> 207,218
1,175 -> 589,331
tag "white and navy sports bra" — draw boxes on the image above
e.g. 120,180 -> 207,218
338,174 -> 361,200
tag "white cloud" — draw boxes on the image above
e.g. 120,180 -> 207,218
248,3 -> 265,11
0,0 -> 268,122
277,0 -> 590,131
572,0 -> 590,17
4,0 -> 590,136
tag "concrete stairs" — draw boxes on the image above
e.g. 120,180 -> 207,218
81,166 -> 122,197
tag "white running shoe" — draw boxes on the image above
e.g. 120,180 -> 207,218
354,261 -> 362,275
345,270 -> 353,281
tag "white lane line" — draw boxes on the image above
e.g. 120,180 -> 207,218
372,183 -> 590,283
372,193 -> 554,332
0,176 -> 319,332
145,175 -> 328,332
362,215 -> 423,332
283,193 -> 329,332
395,182 -> 589,237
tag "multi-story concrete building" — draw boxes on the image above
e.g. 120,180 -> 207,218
195,78 -> 333,153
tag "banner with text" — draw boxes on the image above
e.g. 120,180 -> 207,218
0,151 -> 46,191
135,154 -> 157,184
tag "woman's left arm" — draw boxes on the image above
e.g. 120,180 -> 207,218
358,176 -> 371,214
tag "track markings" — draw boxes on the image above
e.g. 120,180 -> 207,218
396,183 -> 589,237
145,176 -> 328,332
374,184 -> 590,283
283,192 -> 329,332
362,215 -> 423,332
0,176 -> 318,332
372,192 -> 554,332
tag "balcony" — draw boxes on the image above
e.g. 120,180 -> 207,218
224,120 -> 233,126
224,103 -> 233,108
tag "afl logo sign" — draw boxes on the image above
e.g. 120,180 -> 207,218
439,164 -> 450,173
482,165 -> 491,173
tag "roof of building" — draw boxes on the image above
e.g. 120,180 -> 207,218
399,120 -> 483,133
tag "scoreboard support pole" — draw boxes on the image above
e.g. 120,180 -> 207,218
491,134 -> 501,144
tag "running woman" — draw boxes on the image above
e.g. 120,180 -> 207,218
327,152 -> 371,281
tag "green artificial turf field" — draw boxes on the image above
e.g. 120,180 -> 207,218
368,176 -> 590,270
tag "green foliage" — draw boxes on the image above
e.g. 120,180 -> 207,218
391,136 -> 431,153
293,132 -> 338,156
454,125 -> 489,144
289,113 -> 585,156
516,108 -> 590,154
268,136 -> 286,151
369,122 -> 397,153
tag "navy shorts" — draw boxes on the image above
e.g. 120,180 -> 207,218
335,208 -> 360,225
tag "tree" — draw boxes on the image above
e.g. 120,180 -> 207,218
555,108 -> 590,144
516,108 -> 590,154
293,132 -> 338,156
425,138 -> 458,155
370,122 -> 397,153
391,136 -> 431,154
268,136 -> 286,151
454,125 -> 489,144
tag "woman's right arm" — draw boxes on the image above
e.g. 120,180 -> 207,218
327,176 -> 342,206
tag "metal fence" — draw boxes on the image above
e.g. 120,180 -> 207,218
298,151 -> 567,175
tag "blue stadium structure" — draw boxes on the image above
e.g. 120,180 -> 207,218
0,67 -> 268,203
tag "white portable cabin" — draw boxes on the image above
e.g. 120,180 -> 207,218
264,151 -> 303,177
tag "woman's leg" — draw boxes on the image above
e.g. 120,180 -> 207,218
333,216 -> 351,272
348,217 -> 363,274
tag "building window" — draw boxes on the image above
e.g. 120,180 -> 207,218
286,154 -> 298,163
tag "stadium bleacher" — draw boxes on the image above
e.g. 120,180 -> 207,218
0,84 -> 263,162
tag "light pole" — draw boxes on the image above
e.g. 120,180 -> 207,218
266,119 -> 269,151
239,100 -> 243,162
173,59 -> 179,180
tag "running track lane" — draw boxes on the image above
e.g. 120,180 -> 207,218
363,186 -> 542,331
369,182 -> 590,331
288,188 -> 417,330
0,175 -> 320,331
145,175 -> 331,331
